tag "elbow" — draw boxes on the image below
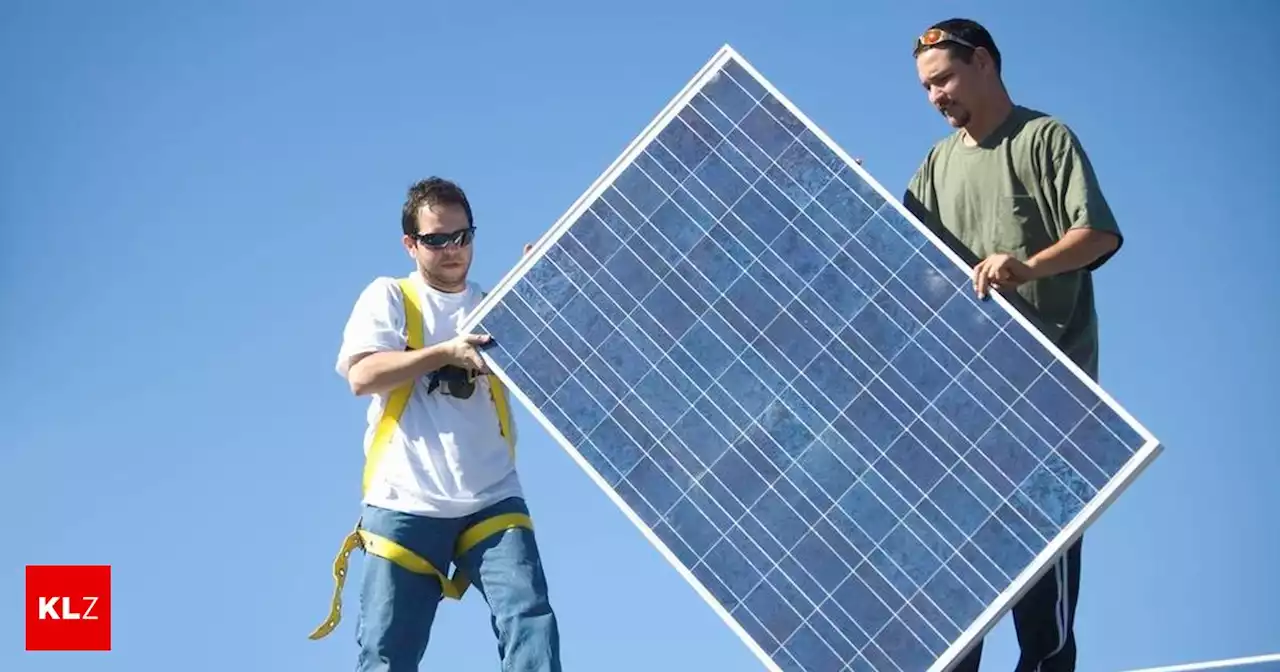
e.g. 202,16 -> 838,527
349,378 -> 372,396
346,361 -> 376,396
348,369 -> 382,396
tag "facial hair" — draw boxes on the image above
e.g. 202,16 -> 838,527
419,255 -> 468,293
941,103 -> 970,127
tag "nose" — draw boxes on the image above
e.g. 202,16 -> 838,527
928,85 -> 947,107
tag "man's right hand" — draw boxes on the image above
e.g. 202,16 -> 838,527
442,333 -> 492,373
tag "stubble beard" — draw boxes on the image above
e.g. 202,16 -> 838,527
942,105 -> 970,128
425,260 -> 468,292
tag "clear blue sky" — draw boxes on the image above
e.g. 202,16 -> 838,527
3,1 -> 1277,670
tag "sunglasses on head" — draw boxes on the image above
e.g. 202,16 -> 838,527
411,226 -> 476,249
913,28 -> 978,56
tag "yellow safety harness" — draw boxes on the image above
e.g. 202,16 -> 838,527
309,276 -> 532,641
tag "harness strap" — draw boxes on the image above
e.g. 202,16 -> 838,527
447,512 -> 533,599
360,278 -> 426,493
309,276 -> 524,640
489,375 -> 515,458
308,529 -> 363,640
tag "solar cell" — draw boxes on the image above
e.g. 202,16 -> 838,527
462,45 -> 1162,672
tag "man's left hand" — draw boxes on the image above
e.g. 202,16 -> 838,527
973,253 -> 1040,298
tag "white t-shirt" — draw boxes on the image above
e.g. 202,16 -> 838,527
335,271 -> 523,519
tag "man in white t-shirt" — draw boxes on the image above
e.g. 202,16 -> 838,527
335,176 -> 561,671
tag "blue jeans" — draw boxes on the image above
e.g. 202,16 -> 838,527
354,497 -> 561,672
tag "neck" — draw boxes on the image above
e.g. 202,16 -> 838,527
962,94 -> 1014,145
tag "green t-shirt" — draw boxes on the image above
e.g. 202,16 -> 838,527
904,105 -> 1123,379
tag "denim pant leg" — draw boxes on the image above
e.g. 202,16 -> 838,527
355,504 -> 463,672
457,498 -> 561,672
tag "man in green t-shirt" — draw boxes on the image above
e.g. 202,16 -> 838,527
902,17 -> 1123,672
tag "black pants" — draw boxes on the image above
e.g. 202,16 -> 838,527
952,538 -> 1083,672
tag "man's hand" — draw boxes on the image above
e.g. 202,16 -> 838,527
973,253 -> 1041,298
442,333 -> 492,373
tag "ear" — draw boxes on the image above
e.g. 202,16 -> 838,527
402,234 -> 417,257
974,47 -> 995,73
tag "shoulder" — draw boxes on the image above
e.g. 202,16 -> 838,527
913,129 -> 966,178
346,276 -> 411,320
1013,106 -> 1086,154
923,130 -> 963,163
911,133 -> 947,176
356,275 -> 406,304
908,131 -> 961,197
336,277 -> 413,375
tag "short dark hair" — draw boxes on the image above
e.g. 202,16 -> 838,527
917,18 -> 1002,75
400,176 -> 474,236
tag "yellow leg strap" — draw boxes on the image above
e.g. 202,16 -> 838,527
308,522 -> 462,640
360,529 -> 458,598
308,528 -> 363,640
447,513 -> 534,599
309,513 -> 534,640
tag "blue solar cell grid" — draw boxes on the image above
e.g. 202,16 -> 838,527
465,46 -> 1160,672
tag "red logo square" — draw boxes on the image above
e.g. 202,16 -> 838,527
25,565 -> 111,651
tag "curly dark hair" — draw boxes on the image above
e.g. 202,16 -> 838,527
400,176 -> 474,236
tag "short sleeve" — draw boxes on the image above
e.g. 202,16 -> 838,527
1048,123 -> 1124,270
903,152 -> 933,223
903,148 -> 951,246
335,277 -> 406,378
902,146 -> 978,266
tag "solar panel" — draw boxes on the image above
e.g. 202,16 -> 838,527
463,45 -> 1162,672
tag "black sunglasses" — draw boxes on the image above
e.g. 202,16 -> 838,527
412,227 -> 476,249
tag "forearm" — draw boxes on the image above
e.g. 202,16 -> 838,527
347,344 -> 452,396
1026,228 -> 1119,278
